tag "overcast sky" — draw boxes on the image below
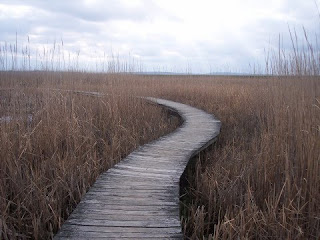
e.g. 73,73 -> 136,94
0,0 -> 319,73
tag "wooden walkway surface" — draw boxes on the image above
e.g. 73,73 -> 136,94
54,95 -> 221,239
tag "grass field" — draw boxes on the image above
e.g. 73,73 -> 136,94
1,72 -> 319,239
0,72 -> 181,239
1,20 -> 319,239
93,74 -> 320,239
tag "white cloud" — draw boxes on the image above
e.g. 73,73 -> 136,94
0,0 -> 318,73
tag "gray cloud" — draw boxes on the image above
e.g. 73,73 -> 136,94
1,0 -> 171,22
0,0 -> 318,73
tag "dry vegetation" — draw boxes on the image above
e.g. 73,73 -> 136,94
2,72 -> 318,239
0,72 -> 180,239
0,24 -> 319,240
164,76 -> 319,239
83,74 -> 320,239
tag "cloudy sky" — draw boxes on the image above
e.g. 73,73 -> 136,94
0,0 -> 319,73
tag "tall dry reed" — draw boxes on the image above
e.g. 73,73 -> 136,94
0,72 -> 180,239
83,73 -> 319,239
1,21 -> 319,240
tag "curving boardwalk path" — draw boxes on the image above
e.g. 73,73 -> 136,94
54,95 -> 221,239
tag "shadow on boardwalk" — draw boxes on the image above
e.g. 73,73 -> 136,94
54,94 -> 221,240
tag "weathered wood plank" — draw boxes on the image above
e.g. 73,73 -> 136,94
68,212 -> 179,221
54,93 -> 221,239
83,193 -> 178,201
66,219 -> 181,228
79,199 -> 178,207
57,227 -> 183,239
73,204 -> 179,212
72,206 -> 180,214
72,208 -> 179,217
57,225 -> 182,234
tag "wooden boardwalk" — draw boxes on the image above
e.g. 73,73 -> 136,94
54,95 -> 221,239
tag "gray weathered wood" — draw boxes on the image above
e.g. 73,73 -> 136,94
54,93 -> 221,239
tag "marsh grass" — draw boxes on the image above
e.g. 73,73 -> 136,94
1,72 -> 319,240
1,22 -> 319,239
0,72 -> 180,239
175,76 -> 320,239
80,73 -> 319,239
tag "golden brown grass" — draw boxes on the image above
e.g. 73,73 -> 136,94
1,23 -> 320,239
1,70 -> 319,240
1,71 -> 319,239
74,73 -> 320,239
164,76 -> 320,239
0,71 -> 180,239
